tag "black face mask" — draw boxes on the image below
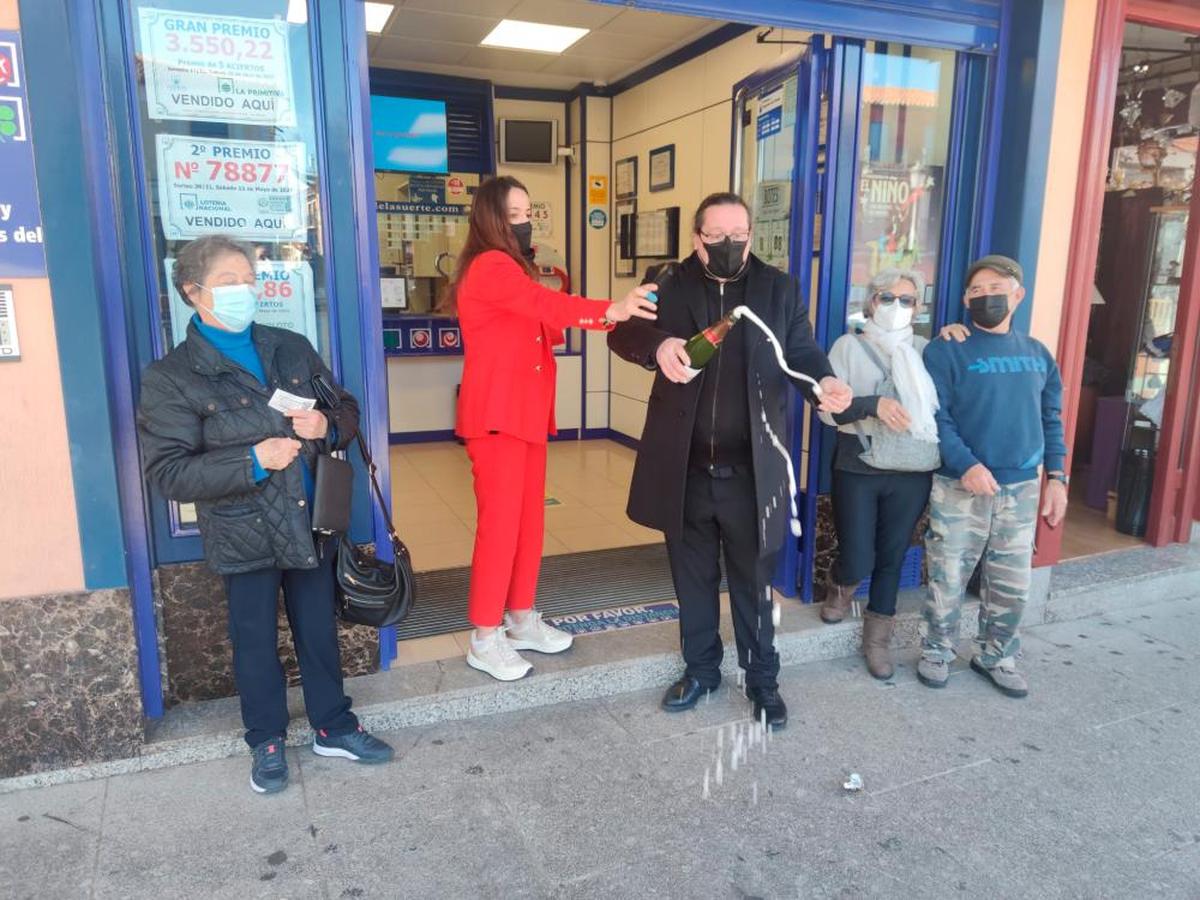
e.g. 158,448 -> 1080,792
511,221 -> 534,260
969,294 -> 1011,329
701,237 -> 749,280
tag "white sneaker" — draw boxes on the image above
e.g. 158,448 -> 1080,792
466,627 -> 532,681
504,610 -> 574,654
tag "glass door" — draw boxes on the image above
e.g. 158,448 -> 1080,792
117,0 -> 337,564
732,46 -> 822,598
737,38 -> 977,600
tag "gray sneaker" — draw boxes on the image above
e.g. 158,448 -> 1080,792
970,656 -> 1028,698
917,655 -> 950,688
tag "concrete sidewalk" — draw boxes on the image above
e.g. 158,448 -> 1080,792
3,594 -> 1199,899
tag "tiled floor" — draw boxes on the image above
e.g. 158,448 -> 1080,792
390,438 -> 667,668
390,438 -> 661,575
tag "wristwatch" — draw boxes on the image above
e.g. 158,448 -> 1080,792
1047,471 -> 1069,486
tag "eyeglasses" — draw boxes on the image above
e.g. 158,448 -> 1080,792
876,292 -> 918,308
699,230 -> 751,243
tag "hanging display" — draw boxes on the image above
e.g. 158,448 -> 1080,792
137,8 -> 297,126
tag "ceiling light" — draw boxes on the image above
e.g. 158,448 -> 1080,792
481,19 -> 589,54
286,0 -> 307,25
364,3 -> 394,35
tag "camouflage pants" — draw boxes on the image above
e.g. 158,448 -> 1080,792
921,474 -> 1040,665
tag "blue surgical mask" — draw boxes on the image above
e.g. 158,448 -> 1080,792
198,283 -> 258,332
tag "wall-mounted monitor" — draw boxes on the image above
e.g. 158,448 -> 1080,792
371,96 -> 449,173
499,118 -> 558,165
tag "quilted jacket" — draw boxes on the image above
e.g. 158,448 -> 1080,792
136,320 -> 359,575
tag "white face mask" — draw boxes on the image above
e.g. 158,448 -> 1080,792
873,302 -> 913,332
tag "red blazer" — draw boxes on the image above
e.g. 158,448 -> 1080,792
455,250 -> 613,443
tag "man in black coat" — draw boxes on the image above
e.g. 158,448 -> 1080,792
608,192 -> 851,727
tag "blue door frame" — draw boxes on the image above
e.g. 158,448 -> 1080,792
20,0 -> 1065,717
21,0 -> 397,719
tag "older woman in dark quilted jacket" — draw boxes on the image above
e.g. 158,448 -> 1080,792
136,235 -> 392,796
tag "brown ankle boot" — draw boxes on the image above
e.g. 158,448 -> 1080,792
861,611 -> 896,680
820,581 -> 858,624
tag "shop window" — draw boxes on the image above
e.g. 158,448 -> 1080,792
1070,22 -> 1200,549
376,171 -> 476,319
742,74 -> 800,274
846,44 -> 957,339
125,0 -> 332,530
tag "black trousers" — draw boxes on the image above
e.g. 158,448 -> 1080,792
665,468 -> 778,691
831,468 -> 932,616
224,542 -> 358,748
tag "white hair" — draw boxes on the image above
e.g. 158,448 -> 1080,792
865,268 -> 925,316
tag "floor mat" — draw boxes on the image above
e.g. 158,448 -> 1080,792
400,543 -> 682,639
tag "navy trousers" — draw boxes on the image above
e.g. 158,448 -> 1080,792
831,468 -> 932,616
224,544 -> 358,748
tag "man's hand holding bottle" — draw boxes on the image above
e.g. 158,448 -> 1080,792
655,337 -> 694,384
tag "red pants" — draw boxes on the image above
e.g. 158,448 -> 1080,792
465,433 -> 547,627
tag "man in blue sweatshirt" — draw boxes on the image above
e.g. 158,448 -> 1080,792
918,255 -> 1069,698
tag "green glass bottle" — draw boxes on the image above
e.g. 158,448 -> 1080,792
683,311 -> 739,369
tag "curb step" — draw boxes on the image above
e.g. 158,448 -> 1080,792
3,542 -> 1197,794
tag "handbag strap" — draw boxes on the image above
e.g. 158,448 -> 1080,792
851,336 -> 891,453
313,375 -> 402,547
854,334 -> 890,379
352,431 -> 401,547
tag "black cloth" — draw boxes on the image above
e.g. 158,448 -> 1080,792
225,543 -> 358,747
137,322 -> 359,574
690,274 -> 751,468
831,468 -> 931,616
666,468 -> 779,689
830,392 -> 887,474
832,430 -> 892,474
608,252 -> 835,557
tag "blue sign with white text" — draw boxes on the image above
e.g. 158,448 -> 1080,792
0,31 -> 46,277
545,602 -> 679,635
757,107 -> 783,141
377,201 -> 465,216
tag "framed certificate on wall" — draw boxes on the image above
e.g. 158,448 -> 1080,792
615,156 -> 638,200
615,200 -> 637,277
648,144 -> 675,192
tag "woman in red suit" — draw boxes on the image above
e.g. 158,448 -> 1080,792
445,176 -> 658,681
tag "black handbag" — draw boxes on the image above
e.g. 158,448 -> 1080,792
311,453 -> 353,534
312,374 -> 416,628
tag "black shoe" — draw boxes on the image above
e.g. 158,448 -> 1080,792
313,725 -> 395,764
746,686 -> 788,731
661,676 -> 718,712
250,737 -> 289,794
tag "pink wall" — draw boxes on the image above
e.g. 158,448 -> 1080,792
0,0 -> 86,598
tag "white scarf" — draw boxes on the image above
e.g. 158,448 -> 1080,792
861,319 -> 940,443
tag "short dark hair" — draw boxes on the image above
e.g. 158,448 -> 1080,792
693,192 -> 751,234
172,235 -> 255,307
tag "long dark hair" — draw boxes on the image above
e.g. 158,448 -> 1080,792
441,175 -> 535,314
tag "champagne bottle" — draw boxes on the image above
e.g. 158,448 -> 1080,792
684,311 -> 739,369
